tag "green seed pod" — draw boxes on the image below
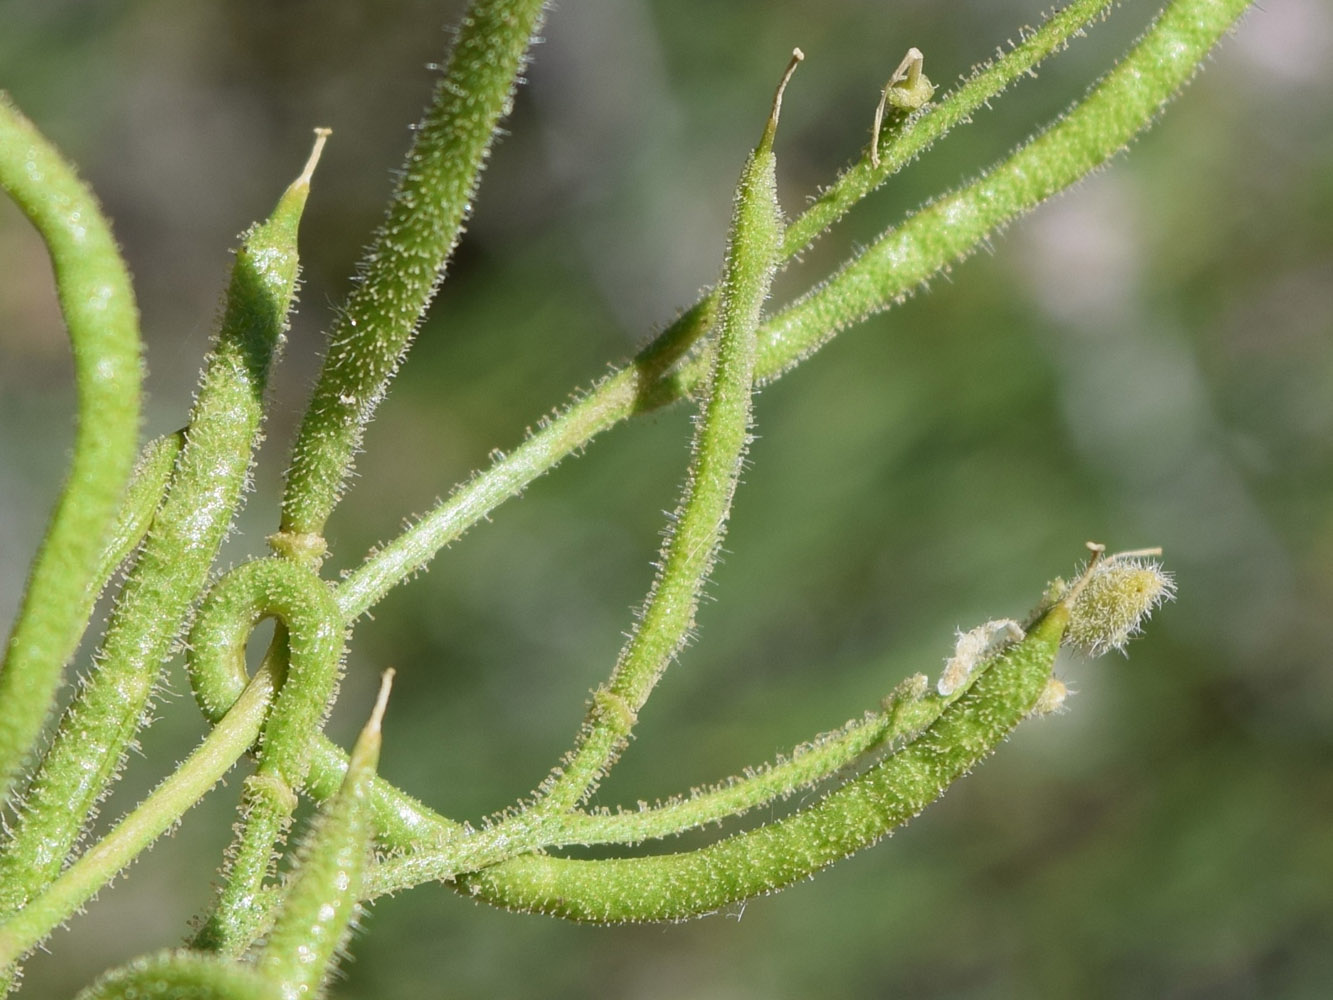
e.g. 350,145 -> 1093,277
255,672 -> 391,1000
0,95 -> 143,796
537,49 -> 802,814
280,0 -> 549,541
0,130 -> 328,936
459,604 -> 1069,923
73,951 -> 274,1000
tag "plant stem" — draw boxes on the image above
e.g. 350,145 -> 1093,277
455,607 -> 1068,921
330,0 -> 1120,623
555,676 -> 956,847
0,667 -> 276,972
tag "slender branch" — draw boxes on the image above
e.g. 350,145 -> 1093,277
556,674 -> 952,847
0,95 -> 143,797
331,0 -> 1119,624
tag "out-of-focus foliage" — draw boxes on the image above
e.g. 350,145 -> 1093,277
2,0 -> 1331,996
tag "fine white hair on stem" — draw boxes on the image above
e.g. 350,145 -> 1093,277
937,619 -> 1024,696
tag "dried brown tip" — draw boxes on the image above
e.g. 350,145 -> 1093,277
761,48 -> 805,152
368,668 -> 395,737
296,127 -> 332,188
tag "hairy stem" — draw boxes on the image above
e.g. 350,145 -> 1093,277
555,674 -> 955,847
330,0 -> 1120,623
0,667 -> 277,971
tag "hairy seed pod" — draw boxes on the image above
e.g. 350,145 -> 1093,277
0,129 -> 326,943
255,672 -> 391,1000
459,605 -> 1070,922
537,49 -> 802,814
0,95 -> 143,796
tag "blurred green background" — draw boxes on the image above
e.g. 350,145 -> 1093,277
3,0 -> 1332,996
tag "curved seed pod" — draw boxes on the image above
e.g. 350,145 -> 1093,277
0,95 -> 143,797
73,951 -> 274,1000
537,50 -> 802,814
0,131 -> 328,930
254,673 -> 391,1000
458,604 -> 1069,922
187,558 -> 346,955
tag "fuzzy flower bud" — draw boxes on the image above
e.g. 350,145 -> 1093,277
1063,554 -> 1175,657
